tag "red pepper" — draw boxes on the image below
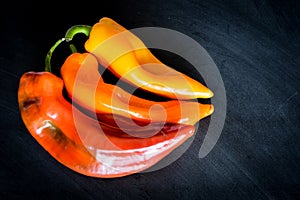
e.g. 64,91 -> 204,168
18,71 -> 195,178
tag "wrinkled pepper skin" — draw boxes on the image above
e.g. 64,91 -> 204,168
61,52 -> 214,126
18,71 -> 195,178
84,17 -> 214,99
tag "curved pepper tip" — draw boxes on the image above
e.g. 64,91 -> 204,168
208,104 -> 214,116
206,89 -> 214,99
193,88 -> 214,99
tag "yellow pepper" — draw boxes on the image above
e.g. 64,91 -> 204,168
84,17 -> 214,99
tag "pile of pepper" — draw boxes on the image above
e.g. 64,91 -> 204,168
18,17 -> 214,178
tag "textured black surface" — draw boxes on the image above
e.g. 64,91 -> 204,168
1,0 -> 299,199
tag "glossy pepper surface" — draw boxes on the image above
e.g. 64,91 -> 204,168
18,71 -> 195,178
84,17 -> 214,99
61,52 -> 214,126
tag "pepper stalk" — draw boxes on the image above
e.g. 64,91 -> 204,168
45,25 -> 91,72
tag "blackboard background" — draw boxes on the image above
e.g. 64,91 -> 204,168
1,0 -> 299,199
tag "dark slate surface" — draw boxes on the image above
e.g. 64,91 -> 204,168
1,0 -> 299,199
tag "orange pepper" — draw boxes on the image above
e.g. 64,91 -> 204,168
84,17 -> 214,99
61,52 -> 214,126
18,71 -> 195,178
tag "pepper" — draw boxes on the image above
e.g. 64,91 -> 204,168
18,71 -> 195,178
18,17 -> 215,178
84,17 -> 214,99
60,52 -> 214,127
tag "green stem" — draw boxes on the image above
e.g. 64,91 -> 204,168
65,25 -> 92,42
45,25 -> 92,72
45,38 -> 65,72
69,44 -> 77,53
